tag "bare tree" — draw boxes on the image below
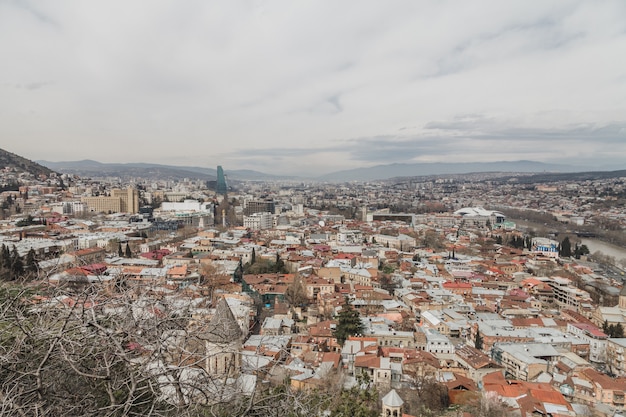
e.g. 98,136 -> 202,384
0,276 -> 396,417
284,274 -> 308,309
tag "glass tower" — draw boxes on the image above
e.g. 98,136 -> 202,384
216,165 -> 228,195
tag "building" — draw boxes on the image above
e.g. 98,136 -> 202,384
82,187 -> 139,214
380,389 -> 404,417
161,199 -> 213,212
453,207 -> 505,228
216,165 -> 228,195
491,342 -> 560,381
531,237 -> 559,258
547,277 -> 592,309
566,322 -> 608,363
244,199 -> 275,216
197,297 -> 243,377
606,338 -> 626,377
243,212 -> 273,231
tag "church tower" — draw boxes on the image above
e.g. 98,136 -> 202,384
381,389 -> 404,417
199,297 -> 243,378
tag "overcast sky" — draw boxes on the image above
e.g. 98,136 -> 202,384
2,1 -> 625,176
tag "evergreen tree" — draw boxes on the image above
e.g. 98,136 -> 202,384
125,243 -> 132,258
118,242 -> 124,257
1,244 -> 10,271
574,243 -> 590,259
333,297 -> 364,346
615,323 -> 625,339
10,245 -> 23,278
274,253 -> 285,273
251,248 -> 256,264
233,259 -> 243,283
25,248 -> 38,276
603,320 -> 610,334
560,237 -> 572,257
474,330 -> 484,350
525,236 -> 532,250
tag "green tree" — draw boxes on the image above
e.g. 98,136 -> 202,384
525,236 -> 533,249
233,259 -> 243,283
560,237 -> 572,257
118,242 -> 124,257
275,252 -> 286,273
16,214 -> 34,227
10,245 -> 23,278
25,248 -> 38,277
475,330 -> 484,350
329,383 -> 378,417
125,243 -> 132,258
1,244 -> 10,270
574,243 -> 590,259
251,248 -> 256,264
333,297 -> 363,346
615,323 -> 625,338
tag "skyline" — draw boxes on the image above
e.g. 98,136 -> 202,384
2,1 -> 626,176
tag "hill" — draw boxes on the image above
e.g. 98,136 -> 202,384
0,148 -> 56,178
317,161 -> 579,182
36,160 -> 293,182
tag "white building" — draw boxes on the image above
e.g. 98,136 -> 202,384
422,327 -> 454,354
243,212 -> 273,231
567,322 -> 608,363
161,199 -> 213,212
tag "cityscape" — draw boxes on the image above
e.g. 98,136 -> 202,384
2,1 -> 626,416
1,147 -> 626,416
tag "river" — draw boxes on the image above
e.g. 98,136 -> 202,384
580,238 -> 626,264
510,218 -> 626,265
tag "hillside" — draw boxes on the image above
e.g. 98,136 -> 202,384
318,161 -> 579,182
37,160 -> 292,181
0,148 -> 56,178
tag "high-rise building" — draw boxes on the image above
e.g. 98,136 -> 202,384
243,199 -> 275,216
216,166 -> 228,195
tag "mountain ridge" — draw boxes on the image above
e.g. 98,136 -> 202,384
36,160 -> 291,181
35,158 -> 624,182
0,148 -> 56,178
316,160 -> 582,181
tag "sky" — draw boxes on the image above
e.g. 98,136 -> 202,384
1,1 -> 626,176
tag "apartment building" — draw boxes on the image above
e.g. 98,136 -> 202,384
82,187 -> 139,214
546,277 -> 592,309
606,338 -> 626,377
243,212 -> 273,231
567,322 -> 608,363
491,343 -> 560,381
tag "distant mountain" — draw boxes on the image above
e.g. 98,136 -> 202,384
0,148 -> 56,178
36,160 -> 286,181
317,161 -> 580,182
499,169 -> 626,184
36,159 -> 601,183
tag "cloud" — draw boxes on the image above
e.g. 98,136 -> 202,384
0,1 -> 625,174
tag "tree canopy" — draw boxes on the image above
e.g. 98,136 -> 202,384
333,297 -> 364,346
